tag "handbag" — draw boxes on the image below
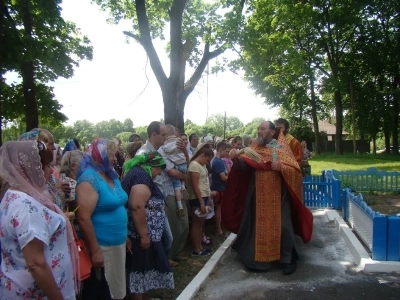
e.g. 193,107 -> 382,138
71,223 -> 93,280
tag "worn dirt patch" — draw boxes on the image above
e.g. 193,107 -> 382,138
362,193 -> 400,215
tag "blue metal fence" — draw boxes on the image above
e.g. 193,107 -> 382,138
304,170 -> 400,261
332,167 -> 400,192
342,187 -> 400,261
303,171 -> 341,209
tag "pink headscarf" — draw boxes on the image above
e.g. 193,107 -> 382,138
0,140 -> 80,293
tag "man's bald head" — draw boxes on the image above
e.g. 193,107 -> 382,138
37,129 -> 56,151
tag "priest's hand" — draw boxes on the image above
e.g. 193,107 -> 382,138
229,149 -> 239,160
271,161 -> 281,171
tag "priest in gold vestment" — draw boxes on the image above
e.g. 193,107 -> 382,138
222,121 -> 313,275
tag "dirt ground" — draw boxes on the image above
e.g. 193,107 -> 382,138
146,194 -> 400,299
147,220 -> 228,300
362,193 -> 400,215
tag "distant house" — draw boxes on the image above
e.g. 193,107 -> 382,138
313,120 -> 349,141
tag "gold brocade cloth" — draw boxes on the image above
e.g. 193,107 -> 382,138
242,133 -> 303,262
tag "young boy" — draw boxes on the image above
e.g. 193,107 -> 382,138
160,125 -> 188,217
211,141 -> 230,236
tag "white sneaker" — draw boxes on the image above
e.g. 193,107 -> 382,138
206,208 -> 215,219
194,207 -> 212,218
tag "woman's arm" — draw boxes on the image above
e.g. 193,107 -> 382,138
22,238 -> 64,300
76,182 -> 103,267
128,184 -> 151,249
191,172 -> 206,213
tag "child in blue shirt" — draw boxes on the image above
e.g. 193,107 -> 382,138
211,141 -> 231,236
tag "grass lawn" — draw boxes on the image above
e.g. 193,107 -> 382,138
309,153 -> 400,175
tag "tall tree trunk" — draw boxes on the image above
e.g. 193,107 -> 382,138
334,89 -> 343,154
21,0 -> 38,131
0,0 -> 4,146
163,85 -> 187,132
392,73 -> 399,154
309,73 -> 320,154
350,82 -> 356,155
383,126 -> 391,153
372,135 -> 376,154
22,61 -> 38,131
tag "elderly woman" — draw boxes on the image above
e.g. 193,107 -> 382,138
51,144 -> 62,180
76,139 -> 128,300
62,138 -> 81,156
111,137 -> 125,178
0,140 -> 79,299
17,128 -> 68,210
121,152 -> 174,300
60,150 -> 83,211
301,141 -> 312,177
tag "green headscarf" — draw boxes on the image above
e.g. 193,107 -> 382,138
123,151 -> 166,177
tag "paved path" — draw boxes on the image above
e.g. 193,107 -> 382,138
194,210 -> 400,300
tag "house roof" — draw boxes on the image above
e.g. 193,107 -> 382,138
314,120 -> 349,135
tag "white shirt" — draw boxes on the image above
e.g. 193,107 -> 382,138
0,190 -> 75,300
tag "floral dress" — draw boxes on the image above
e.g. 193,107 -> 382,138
121,166 -> 174,294
0,190 -> 75,300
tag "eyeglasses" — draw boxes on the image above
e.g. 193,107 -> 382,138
37,141 -> 47,151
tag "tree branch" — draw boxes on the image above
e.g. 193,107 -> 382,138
135,0 -> 167,89
181,0 -> 247,100
128,56 -> 150,105
123,31 -> 142,44
182,42 -> 226,100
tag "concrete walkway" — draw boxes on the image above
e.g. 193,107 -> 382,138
179,209 -> 400,300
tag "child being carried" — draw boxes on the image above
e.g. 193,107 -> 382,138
161,125 -> 188,217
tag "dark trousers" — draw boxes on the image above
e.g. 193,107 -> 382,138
79,267 -> 112,300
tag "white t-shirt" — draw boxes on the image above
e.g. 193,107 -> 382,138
0,190 -> 75,300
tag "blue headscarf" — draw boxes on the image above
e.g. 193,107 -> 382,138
62,139 -> 78,156
18,129 -> 40,141
77,139 -> 118,180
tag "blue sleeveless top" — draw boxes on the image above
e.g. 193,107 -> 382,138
77,169 -> 128,246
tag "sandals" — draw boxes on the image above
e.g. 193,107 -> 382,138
201,236 -> 213,245
215,232 -> 229,238
191,250 -> 210,256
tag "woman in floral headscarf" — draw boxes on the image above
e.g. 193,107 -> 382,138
75,139 -> 128,300
0,140 -> 79,299
121,152 -> 174,300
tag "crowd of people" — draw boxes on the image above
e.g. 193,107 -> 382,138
0,117 -> 313,299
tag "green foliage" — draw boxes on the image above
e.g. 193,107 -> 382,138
1,0 -> 93,133
2,82 -> 67,126
236,0 -> 400,154
134,126 -> 149,142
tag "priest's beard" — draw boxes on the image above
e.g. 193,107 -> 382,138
256,136 -> 269,146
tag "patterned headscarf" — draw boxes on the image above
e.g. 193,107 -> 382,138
77,139 -> 118,180
62,139 -> 78,156
18,129 -> 40,141
124,151 -> 166,177
0,141 -> 80,293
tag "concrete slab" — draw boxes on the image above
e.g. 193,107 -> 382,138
176,232 -> 236,300
177,209 -> 400,300
326,209 -> 400,273
193,210 -> 400,300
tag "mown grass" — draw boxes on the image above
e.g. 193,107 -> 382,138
309,153 -> 400,175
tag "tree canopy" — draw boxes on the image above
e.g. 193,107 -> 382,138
93,0 -> 246,131
236,0 -> 400,154
0,0 -> 93,144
